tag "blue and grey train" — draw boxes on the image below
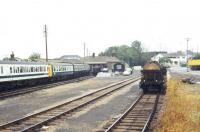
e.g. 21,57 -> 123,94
0,61 -> 90,91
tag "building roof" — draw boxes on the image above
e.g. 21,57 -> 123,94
59,55 -> 81,60
37,58 -> 83,64
81,56 -> 121,64
163,52 -> 185,58
37,56 -> 121,64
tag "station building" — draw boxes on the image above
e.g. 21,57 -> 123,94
81,55 -> 123,74
38,54 -> 125,75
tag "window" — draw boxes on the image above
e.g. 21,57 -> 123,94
17,67 -> 19,73
40,66 -> 42,72
13,66 -> 17,73
10,67 -> 12,73
1,66 -> 3,74
20,66 -> 23,73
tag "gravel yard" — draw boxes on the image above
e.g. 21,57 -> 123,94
0,73 -> 140,125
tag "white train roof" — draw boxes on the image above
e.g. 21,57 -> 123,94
0,60 -> 48,65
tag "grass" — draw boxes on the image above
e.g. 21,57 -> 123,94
155,78 -> 200,132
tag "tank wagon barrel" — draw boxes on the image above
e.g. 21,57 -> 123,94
140,61 -> 167,94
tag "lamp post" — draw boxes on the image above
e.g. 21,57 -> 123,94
185,38 -> 190,72
44,25 -> 48,62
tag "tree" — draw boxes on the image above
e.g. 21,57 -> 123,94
29,52 -> 41,61
131,41 -> 143,65
98,40 -> 149,66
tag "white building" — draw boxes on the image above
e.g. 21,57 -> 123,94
151,53 -> 166,62
151,51 -> 193,67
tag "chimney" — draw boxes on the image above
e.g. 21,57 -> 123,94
10,51 -> 15,61
92,53 -> 95,58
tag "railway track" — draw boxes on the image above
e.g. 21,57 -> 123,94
0,76 -> 140,132
0,76 -> 93,99
105,93 -> 159,132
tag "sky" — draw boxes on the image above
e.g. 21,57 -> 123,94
0,0 -> 200,59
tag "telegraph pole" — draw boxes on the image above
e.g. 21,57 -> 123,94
84,43 -> 86,58
44,25 -> 48,62
87,48 -> 88,57
185,38 -> 190,72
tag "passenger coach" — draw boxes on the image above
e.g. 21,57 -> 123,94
0,61 -> 91,91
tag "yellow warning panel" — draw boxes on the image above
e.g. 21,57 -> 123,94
188,59 -> 200,66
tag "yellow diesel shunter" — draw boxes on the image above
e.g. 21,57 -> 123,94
188,59 -> 200,70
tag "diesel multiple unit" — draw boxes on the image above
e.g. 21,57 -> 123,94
0,61 -> 90,91
140,61 -> 167,93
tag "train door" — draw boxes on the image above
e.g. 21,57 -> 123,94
47,65 -> 53,77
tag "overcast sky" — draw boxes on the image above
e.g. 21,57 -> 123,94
0,0 -> 200,59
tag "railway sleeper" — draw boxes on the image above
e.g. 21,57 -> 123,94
23,120 -> 40,125
139,102 -> 155,104
118,122 -> 145,127
128,113 -> 150,116
128,112 -> 150,115
121,120 -> 146,123
133,108 -> 152,111
122,119 -> 147,123
35,115 -> 54,119
124,116 -> 149,119
114,126 -> 143,131
119,121 -> 146,125
130,109 -> 151,112
111,130 -> 135,132
127,113 -> 149,116
136,102 -> 155,104
134,105 -> 154,108
47,111 -> 63,115
5,126 -> 24,131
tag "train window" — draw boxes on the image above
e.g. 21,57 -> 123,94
17,67 -> 19,73
1,66 -> 3,74
10,67 -> 12,73
20,67 -> 23,73
13,67 -> 15,73
13,66 -> 17,73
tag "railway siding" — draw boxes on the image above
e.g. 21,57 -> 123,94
105,93 -> 159,132
0,76 -> 140,131
0,75 -> 139,125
